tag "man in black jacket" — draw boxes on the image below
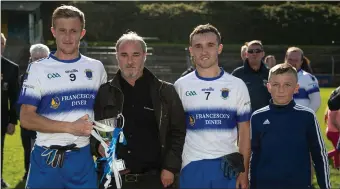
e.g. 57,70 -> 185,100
91,31 -> 186,189
1,33 -> 19,188
232,40 -> 271,113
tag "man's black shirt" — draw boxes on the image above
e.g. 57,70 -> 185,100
117,73 -> 161,173
1,57 -> 19,130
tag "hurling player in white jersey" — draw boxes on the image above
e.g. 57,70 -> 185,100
285,47 -> 321,113
174,24 -> 251,189
18,5 -> 107,188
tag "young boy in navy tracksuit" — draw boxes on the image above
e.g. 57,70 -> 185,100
250,63 -> 330,189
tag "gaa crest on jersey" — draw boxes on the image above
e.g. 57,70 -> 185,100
220,88 -> 229,99
85,69 -> 93,80
50,97 -> 60,109
189,115 -> 195,126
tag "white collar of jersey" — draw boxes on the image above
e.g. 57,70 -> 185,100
49,51 -> 82,63
195,67 -> 224,81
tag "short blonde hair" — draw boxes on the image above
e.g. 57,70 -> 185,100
269,63 -> 298,81
241,45 -> 247,52
52,5 -> 85,29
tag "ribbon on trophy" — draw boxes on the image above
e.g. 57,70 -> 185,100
90,113 -> 127,189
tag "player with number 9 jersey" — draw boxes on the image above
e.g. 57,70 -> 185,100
18,53 -> 107,147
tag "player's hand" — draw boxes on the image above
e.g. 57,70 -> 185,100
69,114 -> 93,136
161,169 -> 174,188
98,141 -> 110,157
6,123 -> 15,135
236,172 -> 248,189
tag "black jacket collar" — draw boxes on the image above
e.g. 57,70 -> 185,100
244,59 -> 268,74
109,67 -> 161,90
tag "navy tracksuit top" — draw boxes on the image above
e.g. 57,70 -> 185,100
250,100 -> 330,189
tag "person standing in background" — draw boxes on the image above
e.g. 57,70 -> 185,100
1,33 -> 20,188
285,47 -> 321,112
232,40 -> 271,113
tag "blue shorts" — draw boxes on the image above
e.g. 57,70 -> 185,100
26,144 -> 97,188
180,158 -> 236,189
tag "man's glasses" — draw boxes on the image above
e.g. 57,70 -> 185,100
247,49 -> 263,54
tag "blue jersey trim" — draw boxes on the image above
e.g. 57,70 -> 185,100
18,95 -> 41,107
307,87 -> 320,94
294,88 -> 309,99
185,108 -> 237,130
237,111 -> 251,122
49,51 -> 81,63
195,67 -> 224,81
36,89 -> 97,115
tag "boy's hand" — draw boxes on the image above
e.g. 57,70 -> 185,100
236,172 -> 248,189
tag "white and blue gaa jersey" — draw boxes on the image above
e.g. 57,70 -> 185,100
293,69 -> 320,111
174,69 -> 251,168
18,53 -> 107,148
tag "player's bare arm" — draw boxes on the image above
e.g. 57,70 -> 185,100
237,120 -> 251,189
20,104 -> 93,136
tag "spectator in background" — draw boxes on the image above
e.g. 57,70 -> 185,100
264,55 -> 276,69
240,43 -> 248,62
232,40 -> 271,112
19,44 -> 50,180
325,107 -> 340,169
285,47 -> 321,112
1,33 -> 20,188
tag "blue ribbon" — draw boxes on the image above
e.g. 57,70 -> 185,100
97,128 -> 127,183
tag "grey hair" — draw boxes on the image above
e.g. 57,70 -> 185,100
115,31 -> 147,53
30,44 -> 50,57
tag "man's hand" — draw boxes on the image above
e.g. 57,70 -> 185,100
6,123 -> 15,135
161,169 -> 174,188
68,114 -> 93,136
236,172 -> 248,189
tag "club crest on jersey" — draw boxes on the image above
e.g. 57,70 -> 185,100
50,97 -> 60,109
85,69 -> 93,80
220,88 -> 229,99
189,115 -> 195,126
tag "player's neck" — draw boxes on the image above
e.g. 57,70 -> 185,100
54,50 -> 80,60
196,65 -> 221,78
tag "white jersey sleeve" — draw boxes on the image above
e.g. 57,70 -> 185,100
100,63 -> 107,84
236,80 -> 252,123
294,70 -> 321,112
306,74 -> 320,95
19,63 -> 43,107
